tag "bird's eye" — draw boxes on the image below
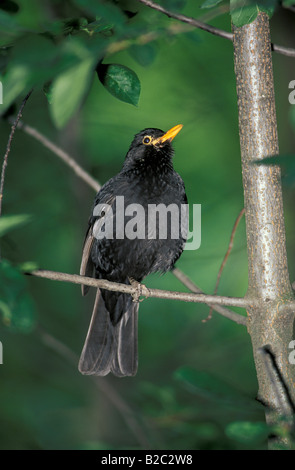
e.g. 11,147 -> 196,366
143,136 -> 151,145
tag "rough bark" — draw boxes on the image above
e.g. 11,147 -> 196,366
232,12 -> 295,443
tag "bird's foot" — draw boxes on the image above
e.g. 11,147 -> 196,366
129,277 -> 148,303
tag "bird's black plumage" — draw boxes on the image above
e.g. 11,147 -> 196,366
79,125 -> 188,377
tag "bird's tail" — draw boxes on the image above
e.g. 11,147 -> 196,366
78,289 -> 138,377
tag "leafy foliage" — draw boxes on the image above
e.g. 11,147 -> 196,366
50,57 -> 96,128
0,0 -> 284,127
0,214 -> 35,332
230,0 -> 278,27
225,420 -> 270,444
201,0 -> 223,8
97,63 -> 141,106
0,215 -> 36,331
0,259 -> 36,332
0,0 -> 145,126
0,214 -> 32,237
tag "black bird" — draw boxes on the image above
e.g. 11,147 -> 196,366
79,125 -> 188,377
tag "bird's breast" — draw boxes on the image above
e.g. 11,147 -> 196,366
91,170 -> 187,280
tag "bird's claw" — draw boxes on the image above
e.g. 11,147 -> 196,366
129,277 -> 148,303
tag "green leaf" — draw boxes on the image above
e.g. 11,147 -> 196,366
129,44 -> 157,67
50,57 -> 95,128
201,0 -> 223,8
0,214 -> 32,237
0,65 -> 32,115
97,63 -> 141,106
182,30 -> 202,44
80,18 -> 113,36
0,10 -> 23,47
0,259 -> 36,332
230,0 -> 258,27
18,261 -> 39,273
257,0 -> 278,17
230,0 -> 278,27
225,421 -> 270,444
0,35 -> 59,114
72,0 -> 126,27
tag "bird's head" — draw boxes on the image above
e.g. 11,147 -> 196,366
123,124 -> 183,173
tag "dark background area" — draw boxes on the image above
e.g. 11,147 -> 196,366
0,0 -> 294,450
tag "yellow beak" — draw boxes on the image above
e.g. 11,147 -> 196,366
154,124 -> 183,145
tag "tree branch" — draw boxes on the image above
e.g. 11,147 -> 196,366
136,0 -> 295,59
27,268 -> 252,312
204,208 -> 245,322
271,43 -> 295,58
172,267 -> 246,325
11,118 -> 101,192
136,0 -> 233,40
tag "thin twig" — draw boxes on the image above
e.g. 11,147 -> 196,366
0,91 -> 32,218
204,208 -> 245,322
28,268 -> 252,311
136,0 -> 295,59
271,43 -> 295,58
172,267 -> 247,325
37,325 -> 152,449
11,119 -> 101,192
136,0 -> 233,40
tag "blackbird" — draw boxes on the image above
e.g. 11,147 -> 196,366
79,124 -> 188,377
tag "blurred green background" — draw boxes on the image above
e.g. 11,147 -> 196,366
0,0 -> 295,450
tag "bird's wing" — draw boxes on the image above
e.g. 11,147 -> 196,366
78,289 -> 113,375
80,193 -> 116,296
78,289 -> 138,376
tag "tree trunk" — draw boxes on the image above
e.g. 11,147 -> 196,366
232,12 -> 295,446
